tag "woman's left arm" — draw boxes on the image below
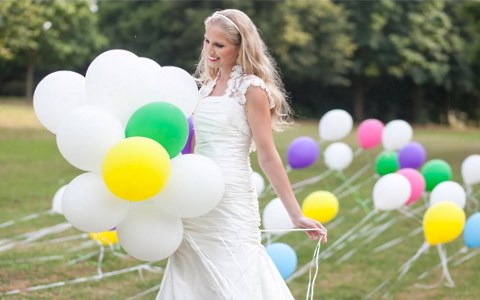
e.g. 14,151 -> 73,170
245,86 -> 327,243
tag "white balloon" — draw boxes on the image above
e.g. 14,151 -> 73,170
323,142 -> 353,171
430,181 -> 466,209
319,109 -> 353,141
85,49 -> 143,124
130,57 -> 164,108
62,173 -> 131,232
373,173 -> 411,211
51,185 -> 67,215
461,154 -> 480,186
116,201 -> 183,262
252,172 -> 265,197
56,106 -> 125,172
262,198 -> 295,232
155,66 -> 199,117
33,71 -> 88,133
138,56 -> 161,68
382,120 -> 413,150
152,154 -> 225,218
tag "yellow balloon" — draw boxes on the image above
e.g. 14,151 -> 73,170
102,137 -> 171,201
423,201 -> 465,246
89,230 -> 118,246
302,191 -> 339,223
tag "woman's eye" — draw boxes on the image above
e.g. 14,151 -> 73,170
214,43 -> 224,48
204,38 -> 209,43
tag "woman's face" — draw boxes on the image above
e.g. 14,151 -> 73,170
203,24 -> 239,71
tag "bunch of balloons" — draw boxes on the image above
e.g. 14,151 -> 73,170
364,118 -> 459,210
284,109 -> 356,173
34,49 -> 225,262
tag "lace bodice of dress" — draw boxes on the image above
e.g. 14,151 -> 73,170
199,65 -> 275,109
196,65 -> 275,154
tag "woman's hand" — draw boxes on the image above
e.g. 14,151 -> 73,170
293,215 -> 327,243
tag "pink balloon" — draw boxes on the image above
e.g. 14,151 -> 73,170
397,168 -> 426,205
357,119 -> 384,149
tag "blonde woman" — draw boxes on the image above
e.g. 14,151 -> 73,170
157,9 -> 327,299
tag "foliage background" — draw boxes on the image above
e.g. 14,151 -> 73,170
0,0 -> 479,125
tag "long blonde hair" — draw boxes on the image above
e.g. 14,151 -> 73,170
195,9 -> 292,131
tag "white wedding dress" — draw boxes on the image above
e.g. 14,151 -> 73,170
156,65 -> 295,300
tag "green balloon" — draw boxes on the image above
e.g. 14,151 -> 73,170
421,159 -> 452,191
375,150 -> 399,175
125,102 -> 188,158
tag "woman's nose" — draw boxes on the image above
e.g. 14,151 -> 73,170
207,45 -> 215,54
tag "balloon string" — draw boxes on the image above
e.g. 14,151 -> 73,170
466,191 -> 480,212
291,169 -> 333,191
306,238 -> 322,300
353,147 -> 363,157
453,248 -> 480,266
0,223 -> 73,252
2,263 -> 158,296
415,244 -> 455,289
367,241 -> 429,298
261,227 -> 325,298
417,246 -> 468,281
320,210 -> 376,258
374,227 -> 423,253
260,228 -> 325,233
96,246 -> 105,278
438,244 -> 455,287
397,241 -> 429,280
336,176 -> 375,199
332,163 -> 371,195
126,284 -> 162,300
0,209 -> 51,229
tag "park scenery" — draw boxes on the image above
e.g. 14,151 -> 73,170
1,1 -> 480,299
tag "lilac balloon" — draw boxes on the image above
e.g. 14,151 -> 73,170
398,141 -> 426,169
286,137 -> 319,169
181,116 -> 194,154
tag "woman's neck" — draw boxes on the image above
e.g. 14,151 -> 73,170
218,65 -> 234,82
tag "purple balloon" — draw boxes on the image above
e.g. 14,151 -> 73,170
398,141 -> 426,169
286,137 -> 319,169
181,116 -> 194,154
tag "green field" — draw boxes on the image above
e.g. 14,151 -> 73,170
1,101 -> 479,299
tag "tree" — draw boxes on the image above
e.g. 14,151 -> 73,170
98,0 -> 224,71
97,0 -> 354,116
448,1 -> 480,125
0,0 -> 43,60
272,0 -> 355,86
339,0 -> 460,122
0,0 -> 106,100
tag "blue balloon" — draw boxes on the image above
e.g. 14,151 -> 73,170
464,212 -> 480,248
266,242 -> 297,280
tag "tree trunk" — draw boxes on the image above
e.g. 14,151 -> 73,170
443,90 -> 450,126
352,77 -> 365,122
410,83 -> 420,123
25,53 -> 36,101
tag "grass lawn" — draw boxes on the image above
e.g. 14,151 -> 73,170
0,100 -> 479,299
